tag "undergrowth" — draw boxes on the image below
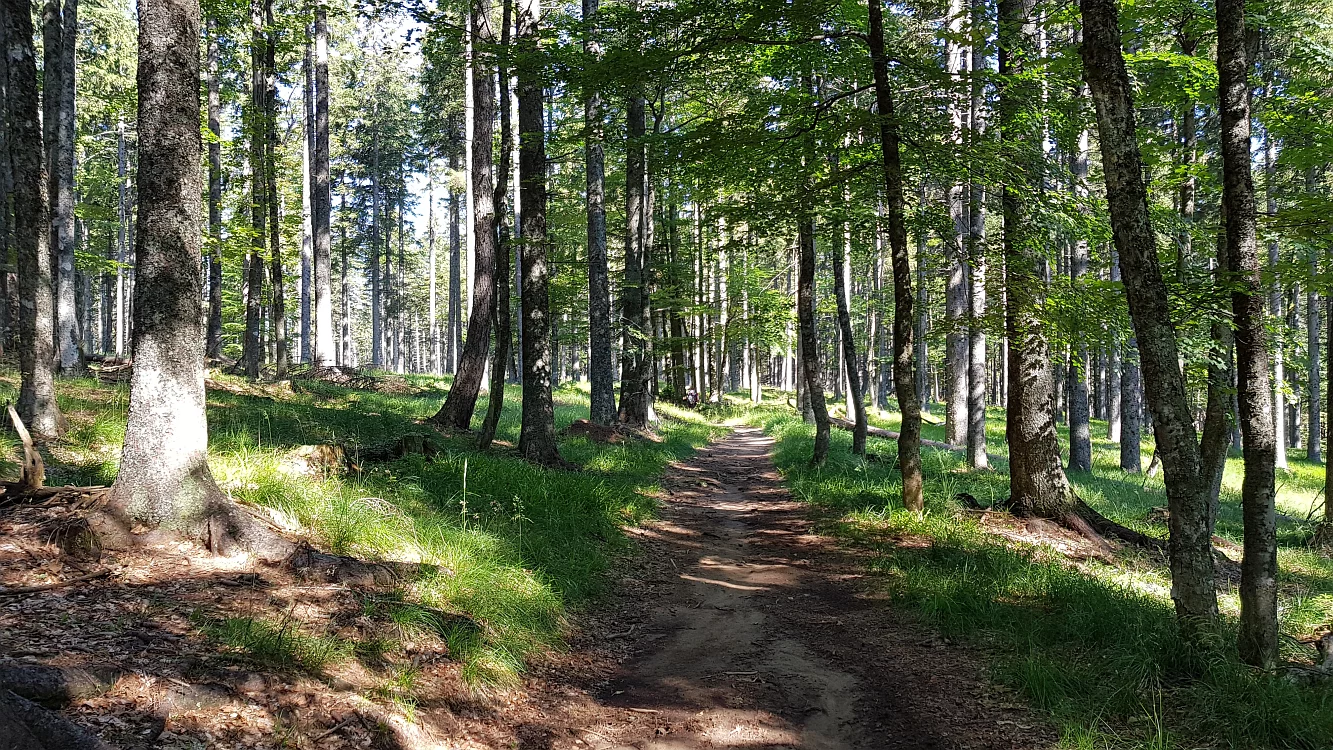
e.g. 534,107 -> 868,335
751,403 -> 1333,750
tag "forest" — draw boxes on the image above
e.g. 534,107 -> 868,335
2,0 -> 1333,746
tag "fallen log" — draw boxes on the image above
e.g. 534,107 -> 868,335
0,689 -> 112,750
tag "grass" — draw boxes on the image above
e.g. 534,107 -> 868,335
749,400 -> 1333,750
0,368 -> 724,687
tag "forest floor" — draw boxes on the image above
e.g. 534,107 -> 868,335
4,369 -> 1333,749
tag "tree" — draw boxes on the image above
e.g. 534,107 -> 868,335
996,0 -> 1074,516
617,92 -> 652,428
1078,0 -> 1218,627
46,0 -> 83,375
312,5 -> 335,366
584,0 -> 614,426
101,0 -> 288,560
434,0 -> 497,431
6,0 -> 65,438
868,0 -> 922,510
515,0 -> 563,466
1216,0 -> 1278,669
242,0 -> 268,379
833,188 -> 866,456
478,0 -> 514,450
205,13 -> 223,360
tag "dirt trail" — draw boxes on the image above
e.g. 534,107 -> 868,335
532,427 -> 1053,750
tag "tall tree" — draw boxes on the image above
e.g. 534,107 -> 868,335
1216,0 -> 1278,669
834,187 -> 866,456
997,0 -> 1075,516
478,0 -> 514,450
868,0 -> 922,510
265,0 -> 286,378
617,92 -> 652,428
1078,0 -> 1219,627
312,5 -> 335,366
965,0 -> 988,470
515,0 -> 563,466
434,0 -> 497,431
103,0 -> 289,560
242,0 -> 268,379
584,0 -> 614,426
47,0 -> 82,374
205,14 -> 223,360
6,0 -> 64,437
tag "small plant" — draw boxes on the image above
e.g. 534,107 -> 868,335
204,615 -> 353,673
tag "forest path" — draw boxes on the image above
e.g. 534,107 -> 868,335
540,426 -> 1051,750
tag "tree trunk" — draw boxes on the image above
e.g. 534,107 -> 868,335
265,0 -> 285,379
1265,132 -> 1286,470
1066,111 -> 1092,472
834,186 -> 866,456
868,0 -> 923,510
1079,0 -> 1219,625
312,8 -> 334,367
966,0 -> 989,469
797,217 -> 830,466
478,0 -> 514,451
105,0 -> 289,561
435,0 -> 497,430
448,149 -> 461,373
205,15 -> 223,360
6,0 -> 64,437
299,41 -> 313,365
617,93 -> 652,427
1200,219 -> 1235,521
242,0 -> 266,379
1308,168 -> 1322,464
583,0 -> 614,425
0,13 -> 9,355
1216,0 -> 1278,670
515,0 -> 562,466
1121,342 -> 1142,471
999,0 -> 1075,516
49,0 -> 82,374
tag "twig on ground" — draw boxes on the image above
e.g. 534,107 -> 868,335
313,715 -> 359,742
0,569 -> 110,596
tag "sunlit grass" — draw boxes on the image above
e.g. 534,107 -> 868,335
3,367 -> 723,687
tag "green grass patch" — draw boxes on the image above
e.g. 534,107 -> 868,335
203,615 -> 355,673
8,369 -> 724,687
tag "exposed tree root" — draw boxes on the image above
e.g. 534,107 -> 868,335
0,664 -> 121,706
0,689 -> 111,750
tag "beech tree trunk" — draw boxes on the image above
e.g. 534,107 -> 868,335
7,0 -> 64,437
265,0 -> 286,378
48,0 -> 82,375
515,0 -> 563,466
312,7 -> 335,367
1216,0 -> 1278,670
205,15 -> 223,360
106,0 -> 289,561
1079,0 -> 1219,625
478,0 -> 514,451
242,0 -> 267,379
617,93 -> 653,427
998,0 -> 1075,516
966,0 -> 988,469
834,197 -> 866,456
797,217 -> 830,466
584,0 -> 614,426
434,0 -> 497,430
1066,115 -> 1091,473
868,0 -> 923,510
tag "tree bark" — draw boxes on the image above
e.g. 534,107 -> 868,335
105,0 -> 290,561
478,0 -> 514,450
998,0 -> 1074,516
435,0 -> 498,431
1066,109 -> 1092,473
265,0 -> 285,378
617,93 -> 652,427
797,217 -> 830,466
868,0 -> 923,510
49,0 -> 82,375
205,14 -> 223,360
834,186 -> 866,456
1216,0 -> 1278,670
242,0 -> 267,379
966,0 -> 989,469
312,8 -> 334,367
515,0 -> 563,466
1079,0 -> 1219,625
6,0 -> 64,437
583,0 -> 614,425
